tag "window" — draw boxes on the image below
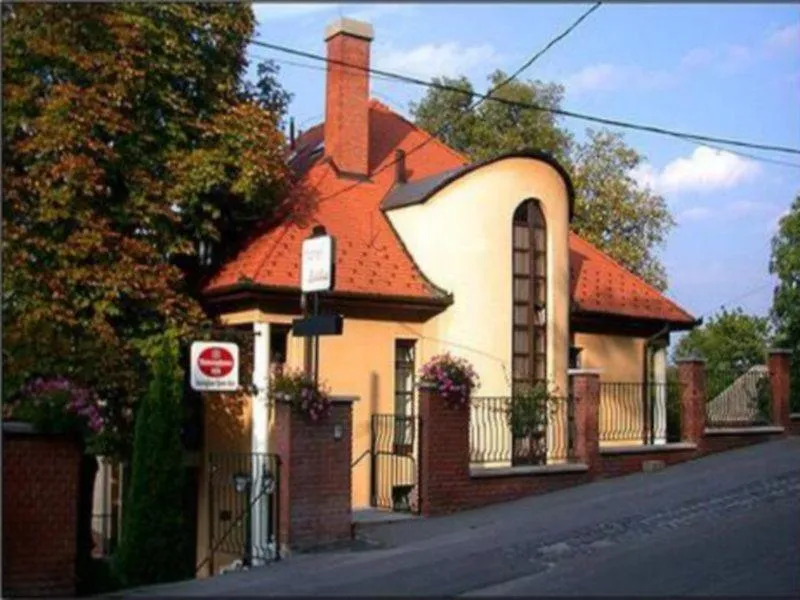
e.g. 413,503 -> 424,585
270,325 -> 290,375
512,200 -> 547,391
394,340 -> 416,450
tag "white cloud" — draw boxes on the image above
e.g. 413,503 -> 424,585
562,63 -> 674,94
729,199 -> 775,217
766,22 -> 799,51
680,47 -> 716,70
632,146 -> 762,195
374,42 -> 500,81
253,3 -> 339,24
345,4 -> 416,23
678,207 -> 712,222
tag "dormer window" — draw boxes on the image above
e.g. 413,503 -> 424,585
512,199 -> 547,391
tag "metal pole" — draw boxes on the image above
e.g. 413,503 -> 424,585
243,479 -> 252,568
313,293 -> 320,387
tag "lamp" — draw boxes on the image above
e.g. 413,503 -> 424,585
232,472 -> 251,494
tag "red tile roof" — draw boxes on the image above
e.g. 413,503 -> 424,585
569,233 -> 694,324
205,100 -> 695,325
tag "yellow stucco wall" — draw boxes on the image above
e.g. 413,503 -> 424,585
575,332 -> 646,382
197,156 -> 575,568
387,157 -> 572,398
574,332 -> 648,447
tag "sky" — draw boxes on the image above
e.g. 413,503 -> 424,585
249,2 -> 800,323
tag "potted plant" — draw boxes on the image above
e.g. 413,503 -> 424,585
269,368 -> 332,422
508,382 -> 557,466
418,353 -> 480,409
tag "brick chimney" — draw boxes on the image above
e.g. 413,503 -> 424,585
324,18 -> 373,178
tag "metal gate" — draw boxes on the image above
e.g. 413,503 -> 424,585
203,452 -> 281,576
370,414 -> 420,513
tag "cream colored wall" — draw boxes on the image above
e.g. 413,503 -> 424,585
387,157 -> 572,398
575,332 -> 647,447
196,310 -> 303,576
575,332 -> 645,382
196,309 -> 432,571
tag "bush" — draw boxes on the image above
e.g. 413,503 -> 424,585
419,353 -> 480,408
269,367 -> 332,422
115,337 -> 189,587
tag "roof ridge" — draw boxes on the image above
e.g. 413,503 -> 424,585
569,231 -> 695,321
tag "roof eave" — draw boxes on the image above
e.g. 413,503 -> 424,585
381,149 -> 576,220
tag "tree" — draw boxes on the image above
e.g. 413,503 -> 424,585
410,71 -> 572,164
571,129 -> 674,290
2,3 -> 293,455
672,307 -> 772,372
770,193 -> 800,411
115,336 -> 187,586
410,71 -> 674,290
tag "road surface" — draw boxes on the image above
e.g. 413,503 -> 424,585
123,437 -> 800,597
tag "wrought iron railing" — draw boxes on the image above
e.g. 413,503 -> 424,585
599,381 -> 682,445
370,414 -> 418,513
706,366 -> 771,427
200,452 -> 281,576
469,395 -> 574,467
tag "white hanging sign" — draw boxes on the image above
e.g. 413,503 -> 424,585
301,234 -> 334,293
190,341 -> 239,392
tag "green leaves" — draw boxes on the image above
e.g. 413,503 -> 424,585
2,3 -> 291,457
672,307 -> 772,372
769,193 -> 800,411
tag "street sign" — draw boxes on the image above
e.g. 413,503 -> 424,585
190,341 -> 240,392
301,234 -> 335,293
292,314 -> 344,337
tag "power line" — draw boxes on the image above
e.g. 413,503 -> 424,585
263,50 -> 800,170
699,280 -> 775,320
249,41 -> 800,158
260,50 -> 800,170
256,2 -> 603,205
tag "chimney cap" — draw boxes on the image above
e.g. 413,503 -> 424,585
324,18 -> 374,42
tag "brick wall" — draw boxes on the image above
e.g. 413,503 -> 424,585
598,446 -> 699,479
273,399 -> 353,551
419,387 -> 591,516
789,415 -> 800,436
2,424 -> 81,597
702,430 -> 785,455
417,354 -> 794,516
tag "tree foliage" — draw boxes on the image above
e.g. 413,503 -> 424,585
770,193 -> 800,411
115,337 -> 187,586
672,307 -> 772,372
2,3 -> 293,455
410,71 -> 674,290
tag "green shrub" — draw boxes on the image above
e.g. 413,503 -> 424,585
115,337 -> 189,587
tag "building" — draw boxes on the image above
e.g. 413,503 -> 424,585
193,17 -> 697,567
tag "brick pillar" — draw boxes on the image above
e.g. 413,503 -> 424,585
418,385 -> 470,517
677,358 -> 706,443
273,397 -> 355,552
571,371 -> 600,473
2,423 -> 81,598
768,349 -> 792,430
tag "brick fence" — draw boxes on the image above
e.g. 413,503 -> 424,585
790,413 -> 800,436
2,422 -> 82,597
273,397 -> 355,552
418,350 -> 792,517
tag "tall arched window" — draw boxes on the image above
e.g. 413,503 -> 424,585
512,199 -> 547,392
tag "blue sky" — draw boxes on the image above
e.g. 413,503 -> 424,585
249,2 -> 800,322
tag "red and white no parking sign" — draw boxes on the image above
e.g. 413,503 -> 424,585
190,341 -> 239,392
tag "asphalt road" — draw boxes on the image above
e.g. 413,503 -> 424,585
124,437 -> 800,597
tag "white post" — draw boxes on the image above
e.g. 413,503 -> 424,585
251,322 -> 270,564
653,347 -> 667,445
